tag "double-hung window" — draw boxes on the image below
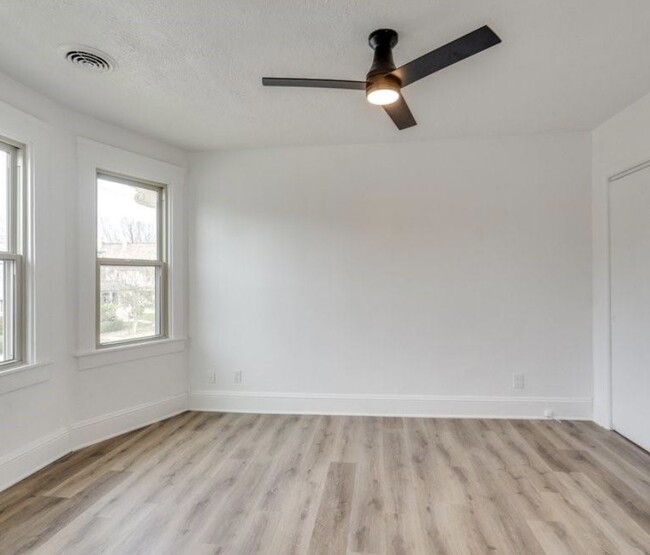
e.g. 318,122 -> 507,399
0,138 -> 24,367
96,172 -> 167,347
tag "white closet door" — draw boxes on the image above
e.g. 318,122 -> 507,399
610,165 -> 650,451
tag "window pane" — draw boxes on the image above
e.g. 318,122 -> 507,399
0,150 -> 10,252
99,265 -> 159,344
97,175 -> 160,260
0,260 -> 16,362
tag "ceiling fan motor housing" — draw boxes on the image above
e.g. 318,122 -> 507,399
367,30 -> 398,76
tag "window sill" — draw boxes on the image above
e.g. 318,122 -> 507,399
75,337 -> 187,371
0,360 -> 52,396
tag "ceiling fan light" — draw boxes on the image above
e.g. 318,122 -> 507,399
367,88 -> 400,105
366,74 -> 401,106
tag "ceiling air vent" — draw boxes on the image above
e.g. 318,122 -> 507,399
60,45 -> 116,73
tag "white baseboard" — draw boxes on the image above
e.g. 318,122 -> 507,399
0,393 -> 188,492
189,390 -> 593,420
0,428 -> 70,492
70,393 -> 189,450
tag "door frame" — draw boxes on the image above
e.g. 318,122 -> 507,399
606,158 -> 650,431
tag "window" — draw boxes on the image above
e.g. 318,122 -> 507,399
0,138 -> 24,366
96,172 -> 167,346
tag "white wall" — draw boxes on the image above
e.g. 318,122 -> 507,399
189,134 -> 593,418
0,70 -> 189,490
592,90 -> 650,427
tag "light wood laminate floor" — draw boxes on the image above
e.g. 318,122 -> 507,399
1,412 -> 649,554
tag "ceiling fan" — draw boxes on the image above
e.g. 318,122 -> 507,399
262,25 -> 501,130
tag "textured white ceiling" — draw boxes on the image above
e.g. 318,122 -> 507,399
1,1 -> 650,150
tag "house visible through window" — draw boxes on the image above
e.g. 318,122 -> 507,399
97,172 -> 167,346
0,138 -> 24,367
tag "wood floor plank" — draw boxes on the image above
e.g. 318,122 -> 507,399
193,415 -> 294,549
0,412 -> 649,555
528,519 -> 590,555
308,462 -> 356,555
225,415 -> 323,554
0,470 -> 129,554
562,448 -> 650,533
381,427 -> 430,554
348,416 -> 385,554
262,416 -> 341,555
555,471 -> 650,553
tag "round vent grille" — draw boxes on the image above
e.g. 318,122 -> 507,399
59,45 -> 116,73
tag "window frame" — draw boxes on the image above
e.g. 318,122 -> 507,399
95,170 -> 168,349
0,137 -> 25,369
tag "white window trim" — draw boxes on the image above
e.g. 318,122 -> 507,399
76,337 -> 186,371
0,99 -> 52,389
75,138 -> 186,370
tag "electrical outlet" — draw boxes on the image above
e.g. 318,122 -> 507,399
207,371 -> 216,384
544,408 -> 554,419
233,370 -> 242,384
513,373 -> 525,389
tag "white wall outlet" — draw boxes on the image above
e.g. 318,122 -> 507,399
544,408 -> 555,419
234,370 -> 242,384
207,371 -> 216,384
513,373 -> 525,389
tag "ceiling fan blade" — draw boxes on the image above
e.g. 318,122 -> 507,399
262,78 -> 366,90
383,95 -> 417,130
391,25 -> 501,87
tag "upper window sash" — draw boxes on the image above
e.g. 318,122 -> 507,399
0,140 -> 20,256
96,171 -> 166,264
